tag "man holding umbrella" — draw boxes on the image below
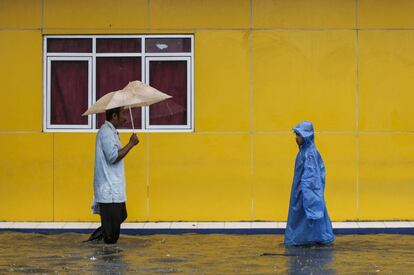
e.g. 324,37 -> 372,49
87,107 -> 139,244
84,81 -> 172,244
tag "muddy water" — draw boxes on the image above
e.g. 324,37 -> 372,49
0,233 -> 413,274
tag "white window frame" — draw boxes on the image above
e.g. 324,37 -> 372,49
43,34 -> 194,133
145,57 -> 192,131
45,56 -> 93,130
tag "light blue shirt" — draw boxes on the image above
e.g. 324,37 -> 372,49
93,121 -> 126,203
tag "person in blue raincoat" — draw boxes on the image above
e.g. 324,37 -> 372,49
284,121 -> 335,246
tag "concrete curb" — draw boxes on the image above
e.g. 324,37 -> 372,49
1,221 -> 413,235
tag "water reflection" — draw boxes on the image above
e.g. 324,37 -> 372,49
1,233 -> 413,273
285,245 -> 335,275
91,245 -> 128,274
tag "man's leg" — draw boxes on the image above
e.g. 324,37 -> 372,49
85,226 -> 103,242
98,202 -> 127,244
121,203 -> 128,223
109,202 -> 128,244
99,203 -> 117,244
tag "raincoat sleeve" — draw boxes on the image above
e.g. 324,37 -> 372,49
301,153 -> 325,220
100,130 -> 120,164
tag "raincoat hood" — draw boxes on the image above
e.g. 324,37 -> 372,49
293,121 -> 314,145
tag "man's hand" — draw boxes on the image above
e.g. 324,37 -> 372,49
113,134 -> 139,164
129,133 -> 139,146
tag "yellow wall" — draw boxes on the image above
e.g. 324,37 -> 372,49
1,0 -> 414,221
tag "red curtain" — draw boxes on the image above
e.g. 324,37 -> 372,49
149,61 -> 187,125
47,38 -> 92,53
96,38 -> 141,53
51,61 -> 89,125
96,57 -> 142,129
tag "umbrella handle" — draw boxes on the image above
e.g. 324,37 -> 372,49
128,105 -> 135,133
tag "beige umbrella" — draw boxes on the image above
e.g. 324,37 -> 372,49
82,80 -> 172,131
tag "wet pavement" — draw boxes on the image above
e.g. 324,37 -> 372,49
0,232 -> 413,274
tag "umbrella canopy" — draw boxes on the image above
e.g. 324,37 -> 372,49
82,80 -> 172,116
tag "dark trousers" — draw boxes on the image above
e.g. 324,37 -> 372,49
87,202 -> 127,244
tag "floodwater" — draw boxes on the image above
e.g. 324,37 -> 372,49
0,232 -> 413,274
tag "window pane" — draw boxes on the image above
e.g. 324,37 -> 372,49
149,61 -> 187,125
50,61 -> 89,125
146,38 -> 191,53
96,38 -> 141,53
96,57 -> 142,129
47,38 -> 92,53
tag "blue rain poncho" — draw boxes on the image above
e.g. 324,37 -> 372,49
284,121 -> 335,246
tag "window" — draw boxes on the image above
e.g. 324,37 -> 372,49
43,35 -> 194,132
